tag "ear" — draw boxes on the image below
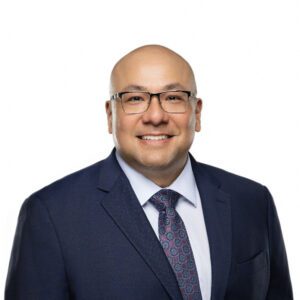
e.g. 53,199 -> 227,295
105,100 -> 113,134
194,98 -> 202,132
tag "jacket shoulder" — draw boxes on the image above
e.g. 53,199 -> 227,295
26,159 -> 106,206
193,161 -> 272,216
194,160 -> 267,195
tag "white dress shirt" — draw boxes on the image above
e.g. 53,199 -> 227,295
115,151 -> 212,300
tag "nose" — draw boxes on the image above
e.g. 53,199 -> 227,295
141,95 -> 169,125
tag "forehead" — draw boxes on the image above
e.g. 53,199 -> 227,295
111,49 -> 194,93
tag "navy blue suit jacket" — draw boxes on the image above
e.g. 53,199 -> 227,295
5,149 -> 293,299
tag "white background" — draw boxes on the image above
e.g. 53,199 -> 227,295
1,0 -> 299,297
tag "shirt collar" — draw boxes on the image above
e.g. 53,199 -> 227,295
115,150 -> 198,208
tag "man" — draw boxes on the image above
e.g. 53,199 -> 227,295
5,45 -> 293,300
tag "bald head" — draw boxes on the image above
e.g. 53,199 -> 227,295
109,44 -> 197,96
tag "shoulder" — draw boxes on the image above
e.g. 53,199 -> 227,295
40,160 -> 103,193
193,160 -> 274,220
198,161 -> 265,190
24,159 -> 106,211
191,157 -> 270,205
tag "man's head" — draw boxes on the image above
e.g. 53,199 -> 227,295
106,44 -> 202,186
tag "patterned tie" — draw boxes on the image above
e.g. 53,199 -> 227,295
149,189 -> 202,300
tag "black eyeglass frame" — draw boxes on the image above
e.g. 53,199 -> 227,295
110,90 -> 197,114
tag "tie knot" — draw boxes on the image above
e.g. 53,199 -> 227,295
149,189 -> 181,211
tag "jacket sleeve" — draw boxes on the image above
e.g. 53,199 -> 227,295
265,186 -> 293,299
5,194 -> 70,300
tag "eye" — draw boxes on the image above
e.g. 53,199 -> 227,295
128,96 -> 144,102
167,95 -> 180,100
165,94 -> 185,102
123,93 -> 147,104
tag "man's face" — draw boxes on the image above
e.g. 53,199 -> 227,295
106,49 -> 202,177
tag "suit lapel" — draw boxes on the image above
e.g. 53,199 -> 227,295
96,149 -> 183,300
96,149 -> 232,300
190,154 -> 232,300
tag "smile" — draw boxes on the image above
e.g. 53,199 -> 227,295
138,135 -> 173,140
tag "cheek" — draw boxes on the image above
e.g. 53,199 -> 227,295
111,106 -> 124,134
112,113 -> 138,141
181,114 -> 196,132
113,119 -> 125,141
180,116 -> 196,142
188,116 -> 196,129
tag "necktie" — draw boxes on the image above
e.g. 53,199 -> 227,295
149,189 -> 202,300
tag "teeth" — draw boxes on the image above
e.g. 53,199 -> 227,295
141,135 -> 170,140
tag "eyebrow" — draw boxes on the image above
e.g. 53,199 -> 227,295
121,85 -> 148,92
163,83 -> 187,90
120,82 -> 187,92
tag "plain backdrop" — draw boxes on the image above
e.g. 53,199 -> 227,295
1,0 -> 299,297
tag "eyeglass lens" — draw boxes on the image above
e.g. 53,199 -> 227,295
121,91 -> 189,113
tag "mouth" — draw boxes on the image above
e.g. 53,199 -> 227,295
137,135 -> 174,141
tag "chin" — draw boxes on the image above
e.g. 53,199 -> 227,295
139,155 -> 176,170
142,161 -> 168,170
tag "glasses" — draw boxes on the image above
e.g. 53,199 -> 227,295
110,90 -> 196,114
